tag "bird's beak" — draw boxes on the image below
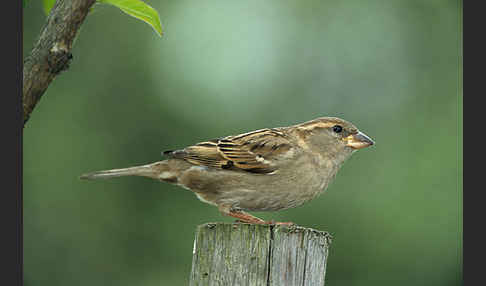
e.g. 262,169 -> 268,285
344,131 -> 375,149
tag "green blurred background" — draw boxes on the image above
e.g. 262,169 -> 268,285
23,0 -> 462,285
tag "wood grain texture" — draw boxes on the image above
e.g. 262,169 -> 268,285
189,223 -> 332,286
23,0 -> 96,126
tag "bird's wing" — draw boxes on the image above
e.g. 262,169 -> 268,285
164,128 -> 295,174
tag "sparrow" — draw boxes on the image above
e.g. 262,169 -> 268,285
80,117 -> 374,225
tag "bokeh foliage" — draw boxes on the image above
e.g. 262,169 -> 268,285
23,0 -> 462,285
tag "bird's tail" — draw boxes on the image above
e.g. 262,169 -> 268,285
79,161 -> 167,180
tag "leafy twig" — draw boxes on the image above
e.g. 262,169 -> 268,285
23,0 -> 97,126
23,0 -> 163,126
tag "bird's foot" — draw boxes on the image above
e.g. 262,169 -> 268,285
227,212 -> 267,224
220,205 -> 295,226
233,219 -> 295,226
219,205 -> 266,224
267,220 -> 295,226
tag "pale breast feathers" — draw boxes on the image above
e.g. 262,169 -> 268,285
163,129 -> 295,174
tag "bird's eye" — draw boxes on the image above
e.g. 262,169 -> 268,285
332,125 -> 343,133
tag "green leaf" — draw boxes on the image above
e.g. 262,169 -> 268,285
23,0 -> 29,8
99,0 -> 163,37
43,0 -> 56,15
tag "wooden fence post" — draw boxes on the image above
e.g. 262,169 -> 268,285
189,223 -> 332,286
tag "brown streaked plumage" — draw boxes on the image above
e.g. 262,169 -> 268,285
80,117 -> 374,225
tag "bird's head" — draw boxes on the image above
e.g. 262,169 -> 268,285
292,116 -> 375,163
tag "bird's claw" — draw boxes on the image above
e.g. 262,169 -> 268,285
233,219 -> 295,226
268,220 -> 295,226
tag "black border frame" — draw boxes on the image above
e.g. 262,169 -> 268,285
4,0 -> 22,285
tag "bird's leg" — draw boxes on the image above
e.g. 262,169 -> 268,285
268,220 -> 295,226
231,212 -> 268,224
218,205 -> 267,224
218,205 -> 294,226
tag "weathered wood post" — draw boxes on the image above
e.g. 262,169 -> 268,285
189,223 -> 332,286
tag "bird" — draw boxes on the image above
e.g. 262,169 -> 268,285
80,116 -> 374,225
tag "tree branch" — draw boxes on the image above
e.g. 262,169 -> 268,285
22,0 -> 96,127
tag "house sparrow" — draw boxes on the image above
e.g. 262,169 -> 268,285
80,117 -> 374,225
